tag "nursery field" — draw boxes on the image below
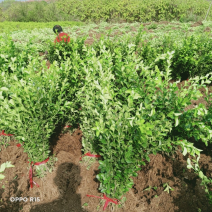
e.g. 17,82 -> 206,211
1,20 -> 212,212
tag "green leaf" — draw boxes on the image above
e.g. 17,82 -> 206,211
0,174 -> 5,180
106,189 -> 110,195
132,172 -> 138,177
0,87 -> 9,91
146,130 -> 152,135
0,163 -> 6,173
125,157 -> 132,163
141,140 -> 148,148
199,171 -> 204,179
187,165 -> 193,169
100,139 -> 107,144
140,161 -> 146,166
110,183 -> 115,190
82,203 -> 88,207
151,142 -> 157,147
183,147 -> 187,156
5,162 -> 15,168
152,150 -> 157,155
175,116 -> 179,127
123,188 -> 129,192
96,130 -> 100,137
145,155 -> 150,162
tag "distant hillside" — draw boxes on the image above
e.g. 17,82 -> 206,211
22,0 -> 51,3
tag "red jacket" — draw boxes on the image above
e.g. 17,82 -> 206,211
48,32 -> 70,69
54,32 -> 70,44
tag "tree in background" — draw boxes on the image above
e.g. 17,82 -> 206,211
0,0 -> 78,22
1,0 -> 60,22
26,1 -> 47,21
0,0 -> 16,11
0,0 -> 17,21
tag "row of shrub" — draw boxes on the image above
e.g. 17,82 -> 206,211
44,25 -> 212,203
1,23 -> 212,207
1,0 -> 212,23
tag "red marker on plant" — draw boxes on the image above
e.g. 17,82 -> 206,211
29,157 -> 49,188
64,125 -> 72,128
0,130 -> 14,136
17,142 -> 24,147
86,194 -> 120,211
80,152 -> 101,160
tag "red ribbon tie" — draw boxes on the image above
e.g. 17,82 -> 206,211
0,130 -> 14,136
86,194 -> 119,211
16,142 -> 24,147
64,125 -> 72,128
29,157 -> 49,188
80,152 -> 101,161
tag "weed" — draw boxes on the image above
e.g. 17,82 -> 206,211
163,183 -> 174,193
0,161 -> 15,180
148,23 -> 157,30
35,155 -> 58,178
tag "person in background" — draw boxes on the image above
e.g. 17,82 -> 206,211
53,25 -> 70,44
46,25 -> 71,69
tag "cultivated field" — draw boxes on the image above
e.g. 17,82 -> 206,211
1,1 -> 212,211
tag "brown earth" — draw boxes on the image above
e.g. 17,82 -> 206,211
158,21 -> 169,25
2,21 -> 212,212
1,76 -> 212,212
204,27 -> 211,32
1,77 -> 212,212
191,21 -> 203,27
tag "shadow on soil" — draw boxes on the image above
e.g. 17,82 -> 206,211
0,179 -> 25,211
30,162 -> 87,212
0,162 -> 87,212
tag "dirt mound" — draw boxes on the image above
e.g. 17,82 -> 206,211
159,21 -> 169,25
204,27 -> 211,32
1,78 -> 212,211
191,21 -> 203,27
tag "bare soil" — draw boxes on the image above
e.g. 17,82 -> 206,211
1,21 -> 212,212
